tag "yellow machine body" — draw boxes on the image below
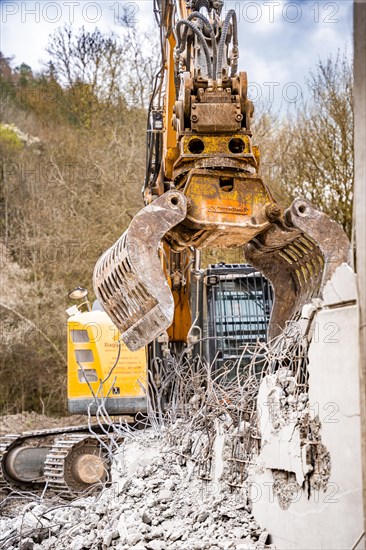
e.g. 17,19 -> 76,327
67,309 -> 148,415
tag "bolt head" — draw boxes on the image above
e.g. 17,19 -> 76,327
265,204 -> 283,221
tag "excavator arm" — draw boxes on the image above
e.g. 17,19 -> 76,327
93,0 -> 350,350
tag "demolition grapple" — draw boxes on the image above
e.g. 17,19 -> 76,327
93,0 -> 350,351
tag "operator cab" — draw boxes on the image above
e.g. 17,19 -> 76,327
190,263 -> 273,378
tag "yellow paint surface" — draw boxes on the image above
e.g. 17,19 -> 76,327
67,310 -> 147,400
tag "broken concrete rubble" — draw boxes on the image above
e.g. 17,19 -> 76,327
0,431 -> 267,550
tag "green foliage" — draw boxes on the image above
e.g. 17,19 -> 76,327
0,124 -> 24,151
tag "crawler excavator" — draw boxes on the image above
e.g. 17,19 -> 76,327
0,0 -> 350,500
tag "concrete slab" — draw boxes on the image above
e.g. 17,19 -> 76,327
251,267 -> 364,549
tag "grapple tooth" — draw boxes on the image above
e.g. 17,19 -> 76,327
245,199 -> 350,340
286,198 -> 351,288
245,223 -> 323,340
93,191 -> 187,351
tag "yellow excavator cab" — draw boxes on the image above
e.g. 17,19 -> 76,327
67,304 -> 148,415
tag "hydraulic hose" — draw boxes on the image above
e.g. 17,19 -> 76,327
217,9 -> 239,79
176,19 -> 213,79
193,0 -> 211,12
188,11 -> 218,81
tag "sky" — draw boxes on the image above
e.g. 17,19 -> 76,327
0,0 -> 353,111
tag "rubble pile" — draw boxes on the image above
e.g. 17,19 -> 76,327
0,430 -> 267,550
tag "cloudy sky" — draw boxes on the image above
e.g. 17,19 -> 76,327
0,0 -> 353,111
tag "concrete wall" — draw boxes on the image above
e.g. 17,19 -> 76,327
354,0 -> 366,533
251,265 -> 365,549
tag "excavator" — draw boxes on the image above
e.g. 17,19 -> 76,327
0,0 -> 350,499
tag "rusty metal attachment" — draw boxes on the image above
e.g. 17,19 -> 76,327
93,2 -> 351,351
93,191 -> 187,351
245,220 -> 324,340
286,198 -> 352,289
245,199 -> 351,339
167,169 -> 274,250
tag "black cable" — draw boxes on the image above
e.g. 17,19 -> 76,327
144,63 -> 164,193
154,133 -> 163,187
144,0 -> 170,195
193,0 -> 211,12
153,0 -> 162,26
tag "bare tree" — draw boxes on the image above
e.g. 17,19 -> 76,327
122,27 -> 161,108
46,25 -> 127,103
46,25 -> 160,110
270,51 -> 353,237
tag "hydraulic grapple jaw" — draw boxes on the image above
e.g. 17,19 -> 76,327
93,191 -> 187,351
245,198 -> 351,341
